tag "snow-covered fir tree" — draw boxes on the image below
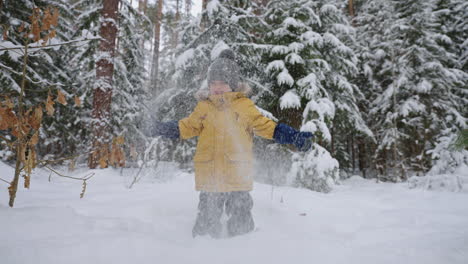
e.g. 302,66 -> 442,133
356,0 -> 467,180
65,0 -> 150,162
0,0 -> 81,159
259,0 -> 372,189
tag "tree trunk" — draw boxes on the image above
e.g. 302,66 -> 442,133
357,137 -> 367,178
173,0 -> 180,49
330,121 -> 335,156
138,0 -> 149,14
138,0 -> 144,12
348,0 -> 355,17
89,0 -> 119,169
185,0 -> 192,16
201,0 -> 208,30
143,0 -> 148,14
150,0 -> 163,96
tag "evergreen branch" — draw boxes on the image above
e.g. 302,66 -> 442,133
0,37 -> 101,52
0,46 -> 24,57
0,63 -> 63,87
27,41 -> 95,54
186,22 -> 220,49
0,63 -> 23,76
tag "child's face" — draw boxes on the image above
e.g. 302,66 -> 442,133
209,81 -> 232,95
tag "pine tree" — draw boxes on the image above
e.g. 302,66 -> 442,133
0,0 -> 81,159
64,0 -> 150,166
112,1 -> 152,153
260,0 -> 372,187
357,0 -> 467,179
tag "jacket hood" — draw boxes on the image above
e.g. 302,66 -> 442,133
195,82 -> 252,101
208,92 -> 246,109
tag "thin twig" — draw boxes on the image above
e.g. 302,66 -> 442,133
129,159 -> 147,189
0,177 -> 10,184
0,62 -> 23,76
44,165 -> 94,181
0,37 -> 101,52
0,135 -> 13,144
0,63 -> 62,87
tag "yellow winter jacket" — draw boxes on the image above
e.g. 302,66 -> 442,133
178,92 -> 277,192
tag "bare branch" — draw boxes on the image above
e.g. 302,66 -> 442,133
0,177 -> 10,184
0,37 -> 101,52
128,159 -> 147,189
44,165 -> 95,181
0,135 -> 13,144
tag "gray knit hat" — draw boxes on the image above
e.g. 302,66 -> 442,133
207,49 -> 240,91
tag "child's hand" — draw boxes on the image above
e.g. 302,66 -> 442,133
273,123 -> 314,151
294,131 -> 314,152
152,120 -> 180,139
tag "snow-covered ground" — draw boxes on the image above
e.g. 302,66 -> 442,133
1,162 -> 467,264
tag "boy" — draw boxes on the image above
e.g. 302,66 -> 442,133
153,49 -> 313,238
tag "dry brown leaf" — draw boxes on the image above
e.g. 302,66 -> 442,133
45,93 -> 55,116
25,156 -> 33,176
2,108 -> 18,131
48,29 -> 56,39
109,144 -> 116,167
110,144 -> 126,168
4,97 -> 14,108
7,109 -> 18,124
24,107 -> 32,117
115,136 -> 124,145
42,8 -> 52,31
19,144 -> 26,163
29,8 -> 41,42
24,174 -> 30,189
41,35 -> 49,46
52,8 -> 59,27
18,22 -> 25,33
118,148 -> 126,167
130,145 -> 138,161
29,106 -> 43,130
11,126 -> 20,138
31,21 -> 40,42
0,108 -> 8,130
74,96 -> 82,107
23,147 -> 36,189
98,146 -> 109,169
12,123 -> 30,139
57,89 -> 67,105
30,131 -> 39,145
31,147 -> 37,169
99,155 -> 108,169
20,122 -> 31,137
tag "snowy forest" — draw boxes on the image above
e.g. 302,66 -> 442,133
0,0 -> 467,263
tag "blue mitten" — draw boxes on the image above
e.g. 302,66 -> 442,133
273,123 -> 314,152
152,120 -> 180,139
294,131 -> 314,152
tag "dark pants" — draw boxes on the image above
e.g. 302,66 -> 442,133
192,191 -> 254,238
